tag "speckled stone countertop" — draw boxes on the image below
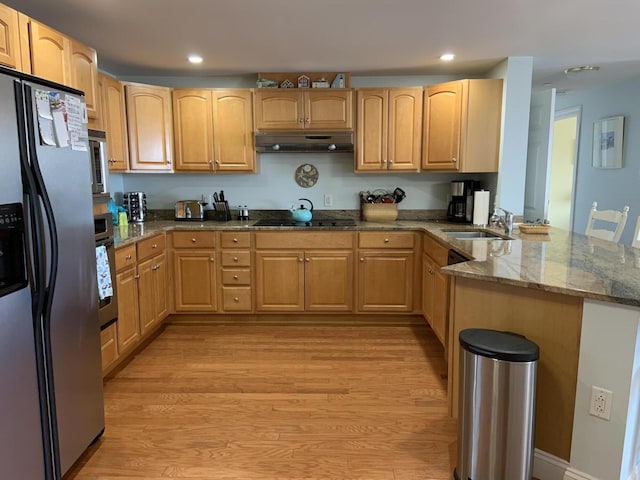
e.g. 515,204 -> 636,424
114,219 -> 640,308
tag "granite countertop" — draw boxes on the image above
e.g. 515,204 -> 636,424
113,219 -> 640,308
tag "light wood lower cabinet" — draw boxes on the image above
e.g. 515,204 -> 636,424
172,231 -> 217,311
357,232 -> 416,312
255,232 -> 355,312
100,323 -> 118,374
138,252 -> 168,334
422,234 -> 451,347
220,232 -> 252,312
115,262 -> 140,354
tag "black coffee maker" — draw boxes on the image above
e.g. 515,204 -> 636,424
447,180 -> 474,223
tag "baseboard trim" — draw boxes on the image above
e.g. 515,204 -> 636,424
533,450 -> 599,480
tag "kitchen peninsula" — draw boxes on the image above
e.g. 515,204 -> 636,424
112,219 -> 640,480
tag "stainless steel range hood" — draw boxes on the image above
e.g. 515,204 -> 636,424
255,132 -> 354,153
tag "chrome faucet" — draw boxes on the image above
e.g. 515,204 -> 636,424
498,208 -> 514,236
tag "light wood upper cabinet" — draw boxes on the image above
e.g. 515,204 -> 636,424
255,89 -> 353,130
100,73 -> 129,171
27,19 -> 70,85
173,89 -> 255,172
356,88 -> 422,172
422,79 -> 503,172
125,83 -> 173,171
68,39 -> 99,120
0,4 -> 22,70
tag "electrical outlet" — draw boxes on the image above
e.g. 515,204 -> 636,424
324,194 -> 333,207
589,386 -> 613,420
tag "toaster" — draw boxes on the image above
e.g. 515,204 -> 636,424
174,200 -> 205,221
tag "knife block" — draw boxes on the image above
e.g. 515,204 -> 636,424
207,201 -> 231,222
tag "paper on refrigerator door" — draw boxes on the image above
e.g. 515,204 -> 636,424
64,95 -> 88,151
35,89 -> 56,146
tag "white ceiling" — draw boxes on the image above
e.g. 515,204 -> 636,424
9,0 -> 640,93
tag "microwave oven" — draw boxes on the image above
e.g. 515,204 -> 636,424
88,129 -> 108,194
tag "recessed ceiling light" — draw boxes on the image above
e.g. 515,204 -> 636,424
188,55 -> 203,64
440,53 -> 455,61
563,65 -> 600,75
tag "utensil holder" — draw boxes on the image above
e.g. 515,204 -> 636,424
362,203 -> 398,222
208,201 -> 232,222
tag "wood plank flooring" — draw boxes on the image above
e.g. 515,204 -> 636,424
65,322 -> 457,480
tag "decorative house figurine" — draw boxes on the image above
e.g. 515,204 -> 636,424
331,73 -> 346,88
312,78 -> 330,88
297,75 -> 310,88
280,79 -> 294,88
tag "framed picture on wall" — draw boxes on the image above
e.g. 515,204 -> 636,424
592,115 -> 624,168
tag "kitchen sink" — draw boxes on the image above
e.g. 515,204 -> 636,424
443,229 -> 509,240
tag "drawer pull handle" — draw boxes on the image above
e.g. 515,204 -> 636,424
233,275 -> 239,280
125,254 -> 132,260
299,257 -> 304,262
234,297 -> 239,302
134,274 -> 140,279
305,257 -> 310,262
210,258 -> 215,262
233,256 -> 238,262
191,238 -> 197,243
152,243 -> 157,248
233,238 -> 238,243
384,238 -> 390,243
360,257 -> 365,262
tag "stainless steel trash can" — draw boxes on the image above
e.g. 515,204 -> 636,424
454,328 -> 539,480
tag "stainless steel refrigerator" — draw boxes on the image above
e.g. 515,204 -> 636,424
0,67 -> 105,478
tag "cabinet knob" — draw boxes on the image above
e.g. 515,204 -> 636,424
384,238 -> 390,243
305,118 -> 310,124
388,159 -> 393,164
360,257 -> 365,262
299,257 -> 304,262
233,275 -> 239,280
233,256 -> 238,262
299,118 -> 304,123
191,238 -> 197,243
215,160 -> 220,165
233,238 -> 238,243
382,159 -> 387,164
210,257 -> 215,262
152,243 -> 157,248
452,157 -> 457,163
125,254 -> 132,260
134,274 -> 140,279
233,297 -> 239,302
305,257 -> 310,262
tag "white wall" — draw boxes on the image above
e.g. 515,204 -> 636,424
555,75 -> 640,245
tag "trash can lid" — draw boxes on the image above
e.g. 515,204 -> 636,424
459,328 -> 539,362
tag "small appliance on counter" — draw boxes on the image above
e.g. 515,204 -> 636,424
175,200 -> 205,221
123,191 -> 147,222
447,180 -> 475,223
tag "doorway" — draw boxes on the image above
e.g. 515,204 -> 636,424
548,107 -> 581,231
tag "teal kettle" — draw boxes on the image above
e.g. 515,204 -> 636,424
290,198 -> 314,222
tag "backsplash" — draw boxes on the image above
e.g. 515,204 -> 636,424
109,153 -> 497,212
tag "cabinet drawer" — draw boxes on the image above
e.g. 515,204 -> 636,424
358,231 -> 415,249
423,234 -> 449,266
255,232 -> 354,250
222,268 -> 251,285
220,232 -> 251,248
173,231 -> 216,249
115,244 -> 137,271
137,234 -> 166,261
221,251 -> 251,267
222,287 -> 252,311
100,323 -> 118,373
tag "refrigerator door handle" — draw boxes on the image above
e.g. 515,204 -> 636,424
21,82 -> 62,480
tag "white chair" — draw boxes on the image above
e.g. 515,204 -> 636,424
585,201 -> 629,242
632,216 -> 640,249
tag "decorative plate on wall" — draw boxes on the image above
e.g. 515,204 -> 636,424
295,164 -> 319,188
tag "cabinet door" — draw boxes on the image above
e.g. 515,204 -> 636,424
306,90 -> 353,130
173,89 -> 214,171
255,251 -> 304,312
422,254 -> 435,325
69,40 -> 99,120
431,265 -> 448,345
116,267 -> 140,353
388,88 -> 422,171
422,81 -> 461,171
126,83 -> 173,170
100,73 -> 129,171
212,90 -> 255,172
173,251 -> 217,311
154,253 -> 168,321
0,4 -> 22,70
357,251 -> 414,312
254,90 -> 303,130
137,257 -> 156,334
305,250 -> 354,312
28,20 -> 70,85
355,89 -> 387,171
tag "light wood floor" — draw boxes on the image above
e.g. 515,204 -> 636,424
65,321 -> 457,480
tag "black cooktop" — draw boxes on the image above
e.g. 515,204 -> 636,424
253,218 -> 356,227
